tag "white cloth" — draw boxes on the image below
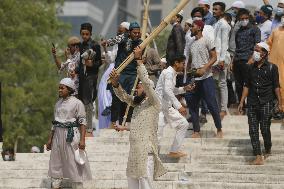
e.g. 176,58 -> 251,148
127,156 -> 154,189
155,66 -> 186,110
258,20 -> 272,42
213,18 -> 231,65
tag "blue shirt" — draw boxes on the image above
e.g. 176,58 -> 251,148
204,12 -> 217,26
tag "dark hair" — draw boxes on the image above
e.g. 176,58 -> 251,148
66,86 -> 75,95
80,23 -> 92,33
213,2 -> 226,12
177,14 -> 183,23
237,8 -> 250,18
172,54 -> 186,66
191,7 -> 205,18
133,92 -> 146,105
224,12 -> 232,22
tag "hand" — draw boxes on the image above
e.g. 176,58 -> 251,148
196,67 -> 207,77
278,104 -> 283,113
65,48 -> 71,59
184,83 -> 195,91
247,57 -> 254,65
79,140 -> 86,150
114,125 -> 127,132
238,102 -> 244,114
133,46 -> 143,60
109,69 -> 119,87
218,61 -> 225,70
178,106 -> 187,116
229,63 -> 233,73
46,140 -> 52,151
52,47 -> 56,57
85,59 -> 93,67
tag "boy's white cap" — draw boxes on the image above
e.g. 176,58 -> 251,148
257,42 -> 270,52
60,78 -> 76,90
120,22 -> 130,30
74,149 -> 87,165
232,1 -> 245,8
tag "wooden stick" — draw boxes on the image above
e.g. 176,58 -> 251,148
108,0 -> 190,83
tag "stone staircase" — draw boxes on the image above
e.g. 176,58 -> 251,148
0,115 -> 284,188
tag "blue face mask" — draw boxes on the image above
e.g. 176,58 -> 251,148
255,15 -> 265,24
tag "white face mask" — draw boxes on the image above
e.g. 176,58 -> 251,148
240,19 -> 249,27
193,17 -> 203,21
253,51 -> 262,62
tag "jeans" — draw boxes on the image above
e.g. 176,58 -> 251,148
185,77 -> 222,132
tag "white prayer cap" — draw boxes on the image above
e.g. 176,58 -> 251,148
185,18 -> 193,25
198,0 -> 210,5
232,1 -> 245,9
74,149 -> 87,165
60,78 -> 76,90
31,146 -> 40,153
178,10 -> 184,17
279,0 -> 284,4
161,58 -> 167,63
120,22 -> 130,30
257,42 -> 270,52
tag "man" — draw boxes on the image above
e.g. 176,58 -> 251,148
256,5 -> 273,41
156,54 -> 195,158
98,22 -> 130,129
263,0 -> 284,30
228,1 -> 245,56
185,20 -> 222,138
78,23 -> 102,133
198,0 -> 217,26
267,15 -> 284,112
109,47 -> 167,189
212,2 -> 231,119
238,42 -> 282,165
233,9 -> 261,104
166,10 -> 185,65
103,22 -> 142,128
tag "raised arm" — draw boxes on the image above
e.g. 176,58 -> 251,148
105,33 -> 127,47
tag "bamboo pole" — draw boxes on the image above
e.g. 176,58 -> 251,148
108,0 -> 190,83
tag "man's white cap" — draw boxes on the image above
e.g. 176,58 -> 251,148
74,149 -> 87,165
279,0 -> 284,4
60,78 -> 76,90
198,0 -> 210,5
232,1 -> 245,9
31,146 -> 40,153
257,42 -> 270,52
161,58 -> 167,63
178,10 -> 184,17
120,22 -> 130,30
185,18 -> 193,25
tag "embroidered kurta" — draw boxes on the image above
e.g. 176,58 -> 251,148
113,64 -> 167,179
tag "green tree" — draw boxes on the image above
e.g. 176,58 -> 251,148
0,0 -> 70,152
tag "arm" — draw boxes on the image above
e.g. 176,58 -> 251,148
238,86 -> 249,113
137,63 -> 161,109
254,27 -> 261,44
79,124 -> 86,150
46,130 -> 54,151
263,0 -> 269,5
52,47 -> 62,70
76,102 -> 87,149
272,65 -> 283,111
164,73 -> 183,110
106,33 -> 127,47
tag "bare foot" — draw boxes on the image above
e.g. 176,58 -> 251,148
249,155 -> 264,165
168,151 -> 187,158
109,122 -> 116,129
191,132 -> 201,138
216,130 -> 223,138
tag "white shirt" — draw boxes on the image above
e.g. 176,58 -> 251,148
155,66 -> 185,110
258,19 -> 272,42
213,18 -> 231,65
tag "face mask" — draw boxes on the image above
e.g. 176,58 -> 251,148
276,7 -> 284,16
193,17 -> 203,21
253,51 -> 262,62
255,15 -> 265,24
240,19 -> 249,27
4,155 -> 10,161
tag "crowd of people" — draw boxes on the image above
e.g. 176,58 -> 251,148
47,0 -> 284,188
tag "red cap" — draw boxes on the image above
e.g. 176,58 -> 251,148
193,20 -> 205,30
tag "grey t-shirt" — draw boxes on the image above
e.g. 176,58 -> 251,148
190,37 -> 215,80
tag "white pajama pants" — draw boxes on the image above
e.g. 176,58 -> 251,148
158,107 -> 189,152
127,156 -> 154,189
